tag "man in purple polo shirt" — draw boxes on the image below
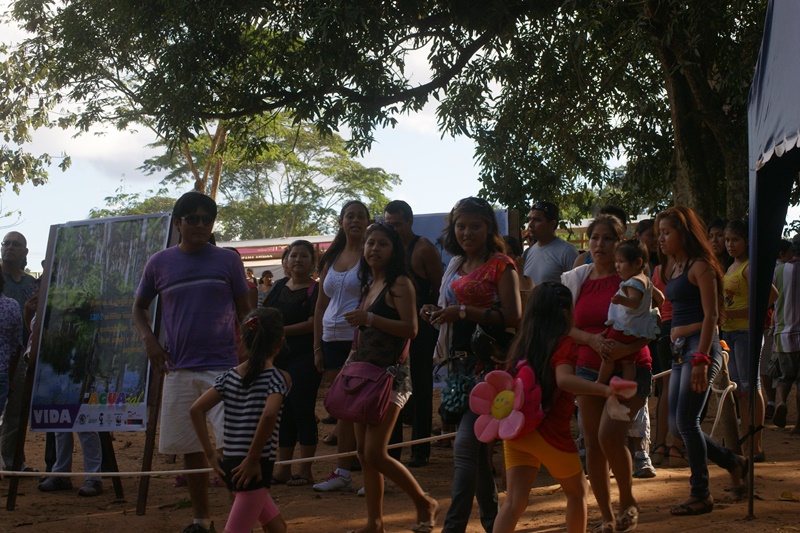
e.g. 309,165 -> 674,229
133,192 -> 250,533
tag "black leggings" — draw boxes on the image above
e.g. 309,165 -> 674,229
278,352 -> 322,447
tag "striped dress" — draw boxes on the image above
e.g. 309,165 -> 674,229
214,366 -> 289,490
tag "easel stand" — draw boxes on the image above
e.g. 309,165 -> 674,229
136,366 -> 164,515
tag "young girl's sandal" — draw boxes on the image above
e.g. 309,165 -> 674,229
615,506 -> 639,533
589,521 -> 614,533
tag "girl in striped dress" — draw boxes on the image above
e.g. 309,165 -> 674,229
191,307 -> 291,533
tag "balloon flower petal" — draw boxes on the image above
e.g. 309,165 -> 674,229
469,381 -> 497,415
484,370 -> 514,392
512,378 -> 525,410
498,409 -> 526,440
474,414 -> 501,443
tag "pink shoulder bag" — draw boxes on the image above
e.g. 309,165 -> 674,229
324,326 -> 409,425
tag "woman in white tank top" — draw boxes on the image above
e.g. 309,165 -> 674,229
311,200 -> 369,493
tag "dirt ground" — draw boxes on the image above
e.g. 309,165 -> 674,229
2,388 -> 800,533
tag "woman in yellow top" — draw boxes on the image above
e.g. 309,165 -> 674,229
721,219 -> 777,461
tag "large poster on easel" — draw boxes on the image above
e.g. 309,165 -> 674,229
29,214 -> 171,432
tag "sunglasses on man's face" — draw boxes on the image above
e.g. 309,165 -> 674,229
181,215 -> 215,227
1,240 -> 24,248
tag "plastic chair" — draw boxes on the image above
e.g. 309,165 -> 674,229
709,348 -> 737,439
649,349 -> 737,440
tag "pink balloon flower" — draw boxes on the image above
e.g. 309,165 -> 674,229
469,370 -> 529,442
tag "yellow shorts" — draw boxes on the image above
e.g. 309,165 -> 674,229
504,430 -> 583,479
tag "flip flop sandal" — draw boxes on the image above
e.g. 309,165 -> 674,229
670,499 -> 714,516
286,475 -> 312,486
410,499 -> 440,533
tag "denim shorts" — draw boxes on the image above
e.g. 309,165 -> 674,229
721,329 -> 761,392
575,365 -> 652,400
322,340 -> 352,370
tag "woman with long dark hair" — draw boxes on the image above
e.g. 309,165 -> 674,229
312,200 -> 370,492
421,196 -> 521,533
266,240 -> 321,486
657,206 -> 746,515
562,214 -> 652,533
342,222 -> 438,533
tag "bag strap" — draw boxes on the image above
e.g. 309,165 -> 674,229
398,339 -> 410,365
350,287 -> 411,366
351,293 -> 367,350
306,280 -> 317,301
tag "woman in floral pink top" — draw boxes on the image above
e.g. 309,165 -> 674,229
421,197 -> 521,533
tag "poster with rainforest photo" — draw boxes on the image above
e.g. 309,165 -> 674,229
29,214 -> 171,432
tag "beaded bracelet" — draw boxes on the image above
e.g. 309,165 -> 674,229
690,352 -> 711,366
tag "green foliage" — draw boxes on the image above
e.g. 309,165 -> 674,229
90,115 -> 399,239
89,187 -> 175,219
0,43 -> 71,192
438,0 -> 766,220
1,0 -> 789,222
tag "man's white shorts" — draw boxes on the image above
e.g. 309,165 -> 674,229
159,369 -> 225,455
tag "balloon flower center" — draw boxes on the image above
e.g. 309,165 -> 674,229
491,390 -> 515,419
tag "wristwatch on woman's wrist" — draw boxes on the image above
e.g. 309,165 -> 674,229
458,304 -> 467,320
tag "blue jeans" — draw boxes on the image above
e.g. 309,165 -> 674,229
53,432 -> 102,482
668,333 -> 739,499
722,329 -> 761,392
442,409 -> 497,533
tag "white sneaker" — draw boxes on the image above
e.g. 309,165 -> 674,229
312,470 -> 352,492
357,486 -> 365,497
633,455 -> 657,478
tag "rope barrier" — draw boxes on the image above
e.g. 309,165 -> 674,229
652,369 -> 671,380
0,432 -> 457,478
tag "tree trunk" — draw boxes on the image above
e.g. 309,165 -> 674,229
678,59 -> 749,220
208,127 -> 228,201
655,44 -> 720,222
644,0 -> 741,221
